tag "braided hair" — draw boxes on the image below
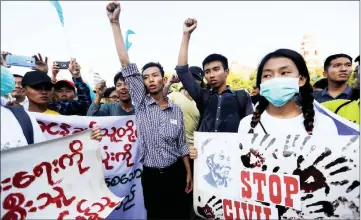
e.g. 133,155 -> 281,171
248,49 -> 315,135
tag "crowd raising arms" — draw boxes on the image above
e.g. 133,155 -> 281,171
104,1 -> 340,155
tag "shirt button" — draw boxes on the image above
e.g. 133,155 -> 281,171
218,107 -> 220,109
216,118 -> 219,120
215,130 -> 218,132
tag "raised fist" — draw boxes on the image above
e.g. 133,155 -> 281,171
68,58 -> 81,78
183,18 -> 197,34
106,2 -> 121,23
95,80 -> 107,97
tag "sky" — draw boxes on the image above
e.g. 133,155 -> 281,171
1,1 -> 359,86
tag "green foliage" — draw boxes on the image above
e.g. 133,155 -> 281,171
309,67 -> 324,85
348,71 -> 357,87
226,70 -> 256,92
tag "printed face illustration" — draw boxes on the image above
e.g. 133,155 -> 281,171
207,150 -> 231,179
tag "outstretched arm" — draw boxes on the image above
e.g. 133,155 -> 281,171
175,18 -> 202,104
107,2 -> 146,106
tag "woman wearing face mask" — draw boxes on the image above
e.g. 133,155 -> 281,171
238,49 -> 338,135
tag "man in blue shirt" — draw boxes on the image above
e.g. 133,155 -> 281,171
313,54 -> 353,103
175,18 -> 253,133
87,72 -> 134,116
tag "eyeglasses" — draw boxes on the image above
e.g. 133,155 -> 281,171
109,96 -> 119,99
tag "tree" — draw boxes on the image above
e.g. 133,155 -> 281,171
226,70 -> 256,92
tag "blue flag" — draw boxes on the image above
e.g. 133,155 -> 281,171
50,1 -> 64,27
125,30 -> 135,51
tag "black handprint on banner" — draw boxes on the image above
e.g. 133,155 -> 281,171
196,196 -> 223,220
293,137 -> 360,218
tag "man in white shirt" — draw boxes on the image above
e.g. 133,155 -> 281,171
0,64 -> 46,150
8,74 -> 29,109
1,106 -> 46,151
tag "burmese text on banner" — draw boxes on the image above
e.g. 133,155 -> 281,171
1,130 -> 122,219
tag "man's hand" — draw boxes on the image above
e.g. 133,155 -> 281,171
91,124 -> 103,142
185,173 -> 193,193
32,53 -> 48,73
106,2 -> 121,23
68,58 -> 81,78
1,51 -> 11,68
6,100 -> 23,108
168,74 -> 180,85
189,146 -> 198,160
183,18 -> 197,35
52,62 -> 60,78
95,80 -> 107,98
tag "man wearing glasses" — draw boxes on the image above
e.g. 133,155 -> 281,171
87,72 -> 134,116
104,87 -> 119,103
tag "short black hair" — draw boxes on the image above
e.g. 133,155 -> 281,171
104,87 -> 116,98
202,54 -> 229,70
355,55 -> 360,63
113,71 -> 124,86
324,53 -> 352,71
313,78 -> 328,90
141,62 -> 165,77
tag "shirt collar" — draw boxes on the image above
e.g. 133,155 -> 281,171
210,85 -> 234,94
322,85 -> 352,97
145,94 -> 174,109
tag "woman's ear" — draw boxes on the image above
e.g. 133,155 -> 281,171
299,76 -> 307,87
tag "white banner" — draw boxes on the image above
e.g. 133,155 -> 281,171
29,113 -> 147,219
194,132 -> 360,219
1,130 -> 122,219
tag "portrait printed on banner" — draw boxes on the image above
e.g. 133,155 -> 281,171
201,139 -> 232,189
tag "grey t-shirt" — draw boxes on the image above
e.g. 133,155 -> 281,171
87,102 -> 135,116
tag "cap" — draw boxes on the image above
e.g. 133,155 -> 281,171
54,80 -> 76,91
189,66 -> 204,81
22,70 -> 53,87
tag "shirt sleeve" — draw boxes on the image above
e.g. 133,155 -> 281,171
29,113 -> 46,144
175,64 -> 202,104
177,109 -> 190,156
87,103 -> 110,116
122,63 -> 147,107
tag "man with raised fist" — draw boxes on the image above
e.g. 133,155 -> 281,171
175,19 -> 253,160
106,2 -> 192,219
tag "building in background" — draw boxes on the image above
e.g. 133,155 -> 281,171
300,34 -> 321,72
230,60 -> 254,79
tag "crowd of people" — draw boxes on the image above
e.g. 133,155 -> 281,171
1,1 -> 360,219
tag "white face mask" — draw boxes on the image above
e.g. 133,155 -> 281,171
260,77 -> 300,107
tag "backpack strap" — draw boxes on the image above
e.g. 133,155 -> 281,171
235,90 -> 248,119
196,90 -> 212,131
334,100 -> 353,114
4,106 -> 34,145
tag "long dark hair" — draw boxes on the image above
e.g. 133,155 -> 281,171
249,49 -> 315,134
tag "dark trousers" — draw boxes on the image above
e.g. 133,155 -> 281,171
141,159 -> 189,219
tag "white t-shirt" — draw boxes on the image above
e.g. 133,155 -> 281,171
20,97 -> 29,110
1,96 -> 7,106
238,109 -> 338,136
1,106 -> 46,151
